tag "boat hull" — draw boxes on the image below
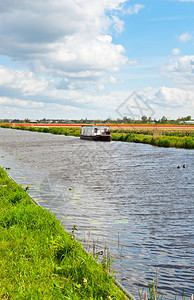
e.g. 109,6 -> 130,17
80,134 -> 111,141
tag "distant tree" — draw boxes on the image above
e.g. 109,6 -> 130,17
106,118 -> 113,124
185,115 -> 191,121
123,116 -> 128,123
161,116 -> 167,123
127,118 -> 132,123
141,115 -> 147,123
116,118 -> 123,124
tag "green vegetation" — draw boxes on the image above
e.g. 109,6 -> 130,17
0,124 -> 81,137
0,124 -> 193,149
0,166 -> 127,299
111,131 -> 194,149
1,114 -> 193,124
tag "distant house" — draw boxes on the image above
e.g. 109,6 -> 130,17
29,120 -> 38,123
180,120 -> 194,124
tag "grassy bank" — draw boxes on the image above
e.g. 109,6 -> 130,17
110,125 -> 194,149
0,124 -> 194,149
0,124 -> 81,137
111,131 -> 194,149
0,166 -> 127,299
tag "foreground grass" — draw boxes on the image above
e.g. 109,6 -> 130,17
0,124 -> 194,149
0,167 -> 127,299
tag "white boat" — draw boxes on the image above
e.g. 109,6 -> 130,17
80,125 -> 111,141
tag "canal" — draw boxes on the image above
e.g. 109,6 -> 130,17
0,128 -> 193,299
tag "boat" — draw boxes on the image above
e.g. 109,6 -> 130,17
80,125 -> 111,141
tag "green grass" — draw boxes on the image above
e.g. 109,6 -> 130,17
111,132 -> 194,149
27,126 -> 81,137
0,167 -> 127,299
1,124 -> 193,149
0,124 -> 81,137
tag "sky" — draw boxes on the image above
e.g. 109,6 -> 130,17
0,0 -> 194,120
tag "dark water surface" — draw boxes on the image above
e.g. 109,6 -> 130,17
0,128 -> 193,299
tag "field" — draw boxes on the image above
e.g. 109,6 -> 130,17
110,124 -> 194,135
110,125 -> 194,149
3,122 -> 194,134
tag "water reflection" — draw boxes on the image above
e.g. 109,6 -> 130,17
0,128 -> 193,299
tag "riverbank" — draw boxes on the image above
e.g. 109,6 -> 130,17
0,166 -> 127,299
1,124 -> 194,149
111,131 -> 194,149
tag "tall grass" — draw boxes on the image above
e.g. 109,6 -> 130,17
0,167 -> 127,299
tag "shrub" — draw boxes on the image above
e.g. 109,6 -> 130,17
184,137 -> 194,149
158,138 -> 170,147
43,127 -> 50,133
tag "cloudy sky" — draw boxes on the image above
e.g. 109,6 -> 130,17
0,0 -> 194,120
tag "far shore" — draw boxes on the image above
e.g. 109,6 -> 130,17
1,123 -> 194,149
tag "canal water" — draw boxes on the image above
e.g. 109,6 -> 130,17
0,128 -> 193,299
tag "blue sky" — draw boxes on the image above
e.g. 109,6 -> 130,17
0,0 -> 193,120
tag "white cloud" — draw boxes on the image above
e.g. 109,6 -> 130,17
109,76 -> 118,84
171,48 -> 181,56
0,97 -> 44,109
98,85 -> 105,91
162,55 -> 194,89
127,4 -> 144,15
111,16 -> 125,33
43,34 -> 128,75
140,86 -> 194,118
0,66 -> 49,95
0,0 -> 148,119
168,55 -> 194,72
0,65 -> 117,118
0,0 -> 129,78
1,1 -> 192,120
0,96 -> 99,119
154,86 -> 193,107
178,32 -> 192,42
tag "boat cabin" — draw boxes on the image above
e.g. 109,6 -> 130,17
80,126 -> 111,141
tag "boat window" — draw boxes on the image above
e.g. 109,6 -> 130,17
94,128 -> 98,133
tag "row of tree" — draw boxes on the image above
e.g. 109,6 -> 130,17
1,115 -> 192,124
104,115 -> 192,124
